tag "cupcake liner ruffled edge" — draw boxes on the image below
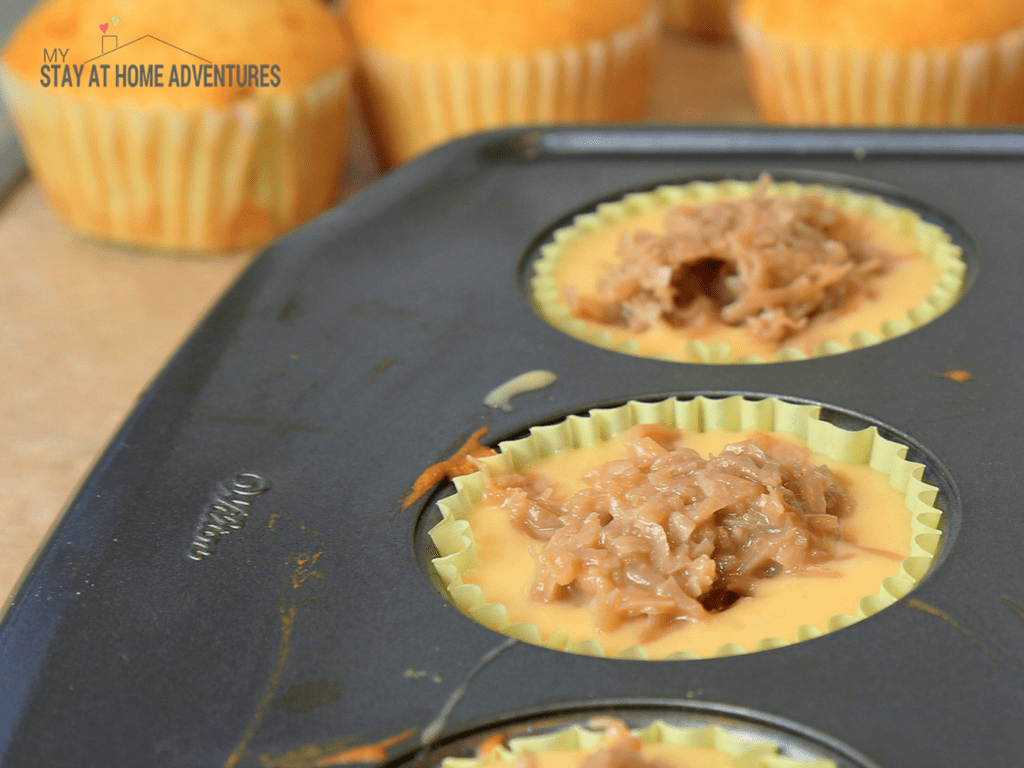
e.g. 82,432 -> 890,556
530,178 -> 966,364
442,718 -> 837,768
0,63 -> 353,252
353,5 -> 662,167
734,17 -> 1024,126
429,395 -> 943,661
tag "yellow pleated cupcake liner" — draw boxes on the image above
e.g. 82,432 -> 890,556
736,19 -> 1024,125
531,178 -> 965,364
430,395 -> 943,661
444,719 -> 836,768
0,64 -> 352,252
355,7 -> 661,168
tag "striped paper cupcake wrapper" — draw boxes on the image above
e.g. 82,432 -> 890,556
356,7 -> 661,168
0,64 -> 353,252
736,19 -> 1024,126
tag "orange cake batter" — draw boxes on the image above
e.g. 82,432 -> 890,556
458,427 -> 912,659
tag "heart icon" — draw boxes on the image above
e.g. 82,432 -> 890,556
100,22 -> 108,33
111,16 -> 120,26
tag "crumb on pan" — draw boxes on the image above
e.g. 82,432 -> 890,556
403,427 -> 497,509
484,370 -> 558,412
939,369 -> 972,383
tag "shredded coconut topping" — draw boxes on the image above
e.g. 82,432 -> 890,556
567,175 -> 892,343
495,719 -> 676,768
482,424 -> 852,640
573,719 -> 670,768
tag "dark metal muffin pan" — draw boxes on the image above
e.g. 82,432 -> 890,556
4,126 -> 1024,768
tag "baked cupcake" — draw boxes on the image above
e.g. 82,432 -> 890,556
662,0 -> 734,41
532,175 -> 965,364
447,717 -> 838,768
429,396 -> 942,660
344,0 -> 662,169
734,0 -> 1024,125
1,0 -> 353,251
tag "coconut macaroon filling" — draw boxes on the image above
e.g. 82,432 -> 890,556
567,175 -> 893,344
488,424 -> 851,643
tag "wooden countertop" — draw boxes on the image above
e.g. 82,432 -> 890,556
0,32 -> 759,608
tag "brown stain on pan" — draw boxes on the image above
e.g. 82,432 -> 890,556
1001,595 -> 1024,624
277,680 -> 344,713
292,552 -> 324,590
905,598 -> 1000,662
259,728 -> 417,768
227,524 -> 329,767
937,369 -> 972,382
402,426 -> 496,509
225,602 -> 299,768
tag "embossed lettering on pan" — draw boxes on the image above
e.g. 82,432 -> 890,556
188,472 -> 271,560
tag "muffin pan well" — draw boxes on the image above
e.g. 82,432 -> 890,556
527,174 -> 967,364
385,702 -> 882,768
2,127 -> 1023,768
424,394 -> 947,660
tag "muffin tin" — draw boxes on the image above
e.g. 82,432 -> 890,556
3,126 -> 1024,768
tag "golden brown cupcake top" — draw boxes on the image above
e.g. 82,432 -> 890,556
738,0 -> 1024,49
2,0 -> 351,107
345,0 -> 657,60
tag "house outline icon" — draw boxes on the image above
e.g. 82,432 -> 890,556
87,35 -> 210,64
